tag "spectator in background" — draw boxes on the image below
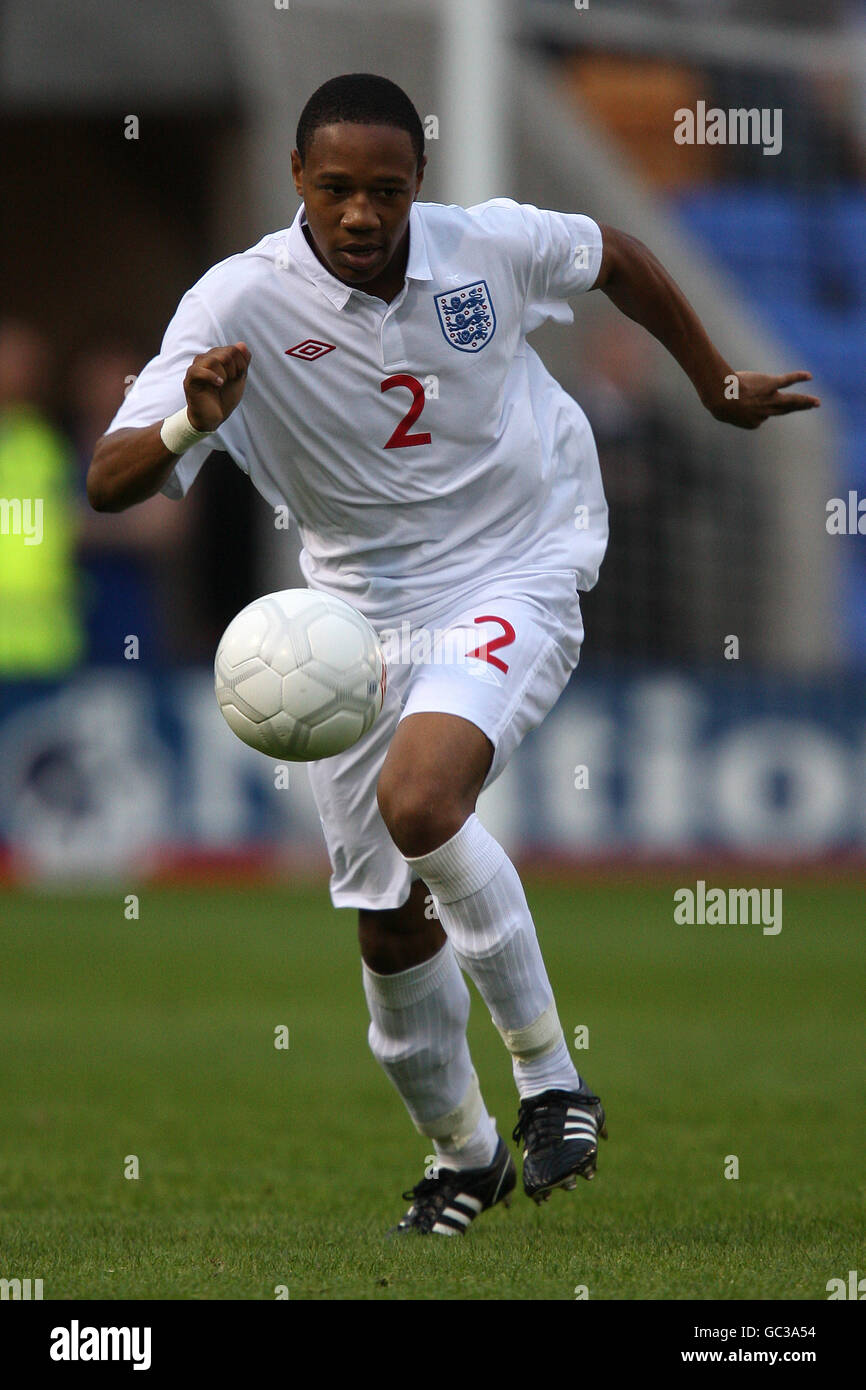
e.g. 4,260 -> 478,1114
69,341 -> 198,664
0,319 -> 84,678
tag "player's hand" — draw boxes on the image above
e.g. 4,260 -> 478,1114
183,343 -> 251,432
705,370 -> 820,430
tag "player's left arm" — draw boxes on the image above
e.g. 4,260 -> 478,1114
592,224 -> 820,429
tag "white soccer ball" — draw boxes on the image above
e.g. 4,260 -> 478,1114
214,589 -> 386,760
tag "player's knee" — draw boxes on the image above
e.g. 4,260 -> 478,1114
377,775 -> 468,858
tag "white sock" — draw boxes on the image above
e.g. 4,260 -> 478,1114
433,1111 -> 499,1173
405,814 -> 581,1100
513,1036 -> 584,1100
363,941 -> 498,1170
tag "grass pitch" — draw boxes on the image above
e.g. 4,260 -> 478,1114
0,878 -> 862,1300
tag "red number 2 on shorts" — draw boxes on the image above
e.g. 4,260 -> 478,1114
467,615 -> 516,674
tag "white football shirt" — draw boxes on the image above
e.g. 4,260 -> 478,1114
107,198 -> 609,624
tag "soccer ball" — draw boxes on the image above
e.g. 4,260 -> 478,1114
214,589 -> 386,760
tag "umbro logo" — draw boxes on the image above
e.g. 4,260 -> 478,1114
285,339 -> 336,360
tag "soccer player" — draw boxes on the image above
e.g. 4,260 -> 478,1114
88,74 -> 819,1236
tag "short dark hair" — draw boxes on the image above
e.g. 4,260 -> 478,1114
296,73 -> 424,168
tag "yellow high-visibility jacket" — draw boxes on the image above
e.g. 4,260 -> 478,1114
0,405 -> 83,676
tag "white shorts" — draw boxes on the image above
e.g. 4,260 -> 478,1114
306,572 -> 584,910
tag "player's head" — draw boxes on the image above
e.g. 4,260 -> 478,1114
291,74 -> 426,290
295,73 -> 425,171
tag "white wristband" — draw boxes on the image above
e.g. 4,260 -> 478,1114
160,407 -> 213,456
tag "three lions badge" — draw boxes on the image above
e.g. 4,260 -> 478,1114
435,281 -> 496,353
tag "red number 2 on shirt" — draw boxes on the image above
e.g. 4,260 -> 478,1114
381,374 -> 432,449
467,616 -> 516,674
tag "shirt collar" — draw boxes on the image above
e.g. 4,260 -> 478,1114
286,203 -> 432,308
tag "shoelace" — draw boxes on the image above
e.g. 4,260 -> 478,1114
512,1091 -> 601,1149
401,1170 -> 459,1216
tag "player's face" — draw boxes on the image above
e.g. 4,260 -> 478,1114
291,123 -> 425,297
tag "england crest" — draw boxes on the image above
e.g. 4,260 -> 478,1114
435,280 -> 496,353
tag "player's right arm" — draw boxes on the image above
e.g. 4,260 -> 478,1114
86,342 -> 251,512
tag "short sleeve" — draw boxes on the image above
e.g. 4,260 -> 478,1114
468,199 -> 603,336
104,287 -> 228,499
514,204 -> 604,303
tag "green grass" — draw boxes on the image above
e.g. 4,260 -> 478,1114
0,879 -> 863,1300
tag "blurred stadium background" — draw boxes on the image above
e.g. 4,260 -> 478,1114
2,0 -> 866,881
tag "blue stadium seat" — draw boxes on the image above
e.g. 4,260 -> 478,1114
672,185 -> 866,657
673,188 -> 812,300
